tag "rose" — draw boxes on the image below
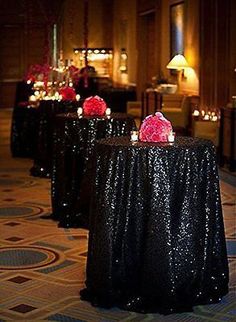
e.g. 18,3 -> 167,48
59,87 -> 76,101
139,112 -> 172,142
24,63 -> 51,83
83,95 -> 107,116
18,101 -> 29,107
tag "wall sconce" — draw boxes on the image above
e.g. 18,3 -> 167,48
119,48 -> 128,73
166,54 -> 189,91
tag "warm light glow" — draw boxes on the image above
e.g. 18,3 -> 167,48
29,95 -> 36,102
77,107 -> 83,116
193,109 -> 200,116
105,108 -> 111,116
119,49 -> 128,73
73,48 -> 113,76
130,130 -> 139,142
203,114 -> 210,121
211,115 -> 218,122
167,131 -> 176,143
166,54 -> 189,70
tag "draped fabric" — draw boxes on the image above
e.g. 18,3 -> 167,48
51,113 -> 136,228
81,136 -> 229,315
30,100 -> 78,177
11,108 -> 38,159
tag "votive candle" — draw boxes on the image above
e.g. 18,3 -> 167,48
168,131 -> 175,143
130,130 -> 139,142
105,108 -> 111,116
77,107 -> 83,116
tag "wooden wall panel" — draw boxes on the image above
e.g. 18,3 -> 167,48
27,27 -> 46,67
0,24 -> 46,108
0,83 -> 17,109
0,25 -> 23,80
0,0 -> 63,108
229,0 -> 236,98
0,25 -> 24,108
146,13 -> 156,83
137,0 -> 157,13
200,0 -> 230,110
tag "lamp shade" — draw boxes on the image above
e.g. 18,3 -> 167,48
166,54 -> 189,70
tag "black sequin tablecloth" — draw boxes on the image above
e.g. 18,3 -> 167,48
81,136 -> 229,315
11,105 -> 38,158
51,112 -> 136,228
10,81 -> 36,158
30,100 -> 78,177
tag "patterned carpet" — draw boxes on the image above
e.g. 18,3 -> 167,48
0,109 -> 235,321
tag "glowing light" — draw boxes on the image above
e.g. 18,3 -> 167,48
193,109 -> 200,116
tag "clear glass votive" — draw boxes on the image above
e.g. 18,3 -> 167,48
77,107 -> 83,116
130,130 -> 139,142
105,108 -> 111,116
167,131 -> 176,143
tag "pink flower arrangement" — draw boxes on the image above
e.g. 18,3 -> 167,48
24,64 -> 51,83
83,95 -> 107,116
139,112 -> 172,142
59,86 -> 76,101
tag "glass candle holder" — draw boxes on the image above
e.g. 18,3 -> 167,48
105,108 -> 111,116
54,92 -> 60,100
167,131 -> 175,143
77,107 -> 83,116
130,130 -> 139,142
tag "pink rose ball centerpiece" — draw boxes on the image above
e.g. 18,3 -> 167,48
83,95 -> 107,116
139,112 -> 173,142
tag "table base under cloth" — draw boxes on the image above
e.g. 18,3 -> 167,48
51,113 -> 136,228
81,136 -> 229,315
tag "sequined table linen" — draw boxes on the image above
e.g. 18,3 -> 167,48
51,113 -> 136,228
81,136 -> 229,314
30,100 -> 78,177
11,105 -> 38,158
10,81 -> 36,158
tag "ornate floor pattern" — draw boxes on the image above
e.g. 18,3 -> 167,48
0,109 -> 235,321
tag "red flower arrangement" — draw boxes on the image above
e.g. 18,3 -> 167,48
66,65 -> 80,85
83,95 -> 107,116
24,63 -> 51,83
59,86 -> 76,101
18,101 -> 29,107
139,112 -> 172,142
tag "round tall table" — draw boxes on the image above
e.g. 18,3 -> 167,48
51,112 -> 136,228
81,136 -> 229,314
30,100 -> 78,177
11,104 -> 38,158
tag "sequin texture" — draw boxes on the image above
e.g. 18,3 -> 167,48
81,136 -> 229,315
51,113 -> 136,228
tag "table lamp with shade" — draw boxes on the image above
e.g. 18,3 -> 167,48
166,54 -> 189,92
